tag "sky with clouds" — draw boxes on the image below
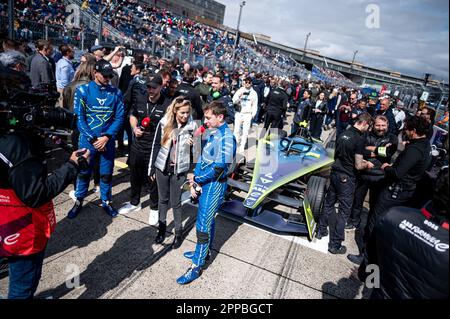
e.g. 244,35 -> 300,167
218,0 -> 449,82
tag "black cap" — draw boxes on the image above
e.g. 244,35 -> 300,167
144,74 -> 163,88
94,59 -> 114,78
90,44 -> 104,53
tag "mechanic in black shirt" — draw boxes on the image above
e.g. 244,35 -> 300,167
316,113 -> 374,254
117,75 -> 170,220
262,79 -> 289,134
370,167 -> 448,299
360,115 -> 432,270
176,68 -> 203,120
347,115 -> 398,265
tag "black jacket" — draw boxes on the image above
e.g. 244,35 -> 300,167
176,82 -> 203,120
294,98 -> 313,124
0,131 -> 78,208
124,75 -> 147,116
207,91 -> 234,124
373,205 -> 448,299
310,99 -> 328,119
266,87 -> 288,114
384,138 -> 431,190
118,64 -> 133,94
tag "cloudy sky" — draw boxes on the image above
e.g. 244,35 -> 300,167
218,0 -> 449,82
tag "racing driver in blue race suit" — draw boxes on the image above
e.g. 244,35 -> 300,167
68,59 -> 125,218
177,101 -> 236,285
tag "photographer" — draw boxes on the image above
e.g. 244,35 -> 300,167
0,50 -> 31,92
0,127 -> 89,299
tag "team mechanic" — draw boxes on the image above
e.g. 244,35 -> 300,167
177,101 -> 236,285
0,129 -> 89,299
359,115 -> 432,277
347,115 -> 398,265
67,59 -> 125,218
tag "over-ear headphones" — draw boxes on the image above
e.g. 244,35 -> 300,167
210,88 -> 222,99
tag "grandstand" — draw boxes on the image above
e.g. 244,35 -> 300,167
1,0 -> 448,101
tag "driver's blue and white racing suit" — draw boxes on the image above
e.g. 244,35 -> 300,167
192,122 -> 236,267
73,81 -> 125,202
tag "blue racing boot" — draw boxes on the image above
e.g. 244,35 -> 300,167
183,251 -> 211,261
176,265 -> 203,285
67,200 -> 83,219
102,201 -> 118,218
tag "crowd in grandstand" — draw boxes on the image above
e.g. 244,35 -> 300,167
3,0 -> 315,79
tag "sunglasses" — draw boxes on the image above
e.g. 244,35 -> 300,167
175,97 -> 192,105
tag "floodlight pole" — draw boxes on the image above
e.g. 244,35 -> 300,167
302,32 -> 311,60
8,0 -> 14,39
231,1 -> 246,70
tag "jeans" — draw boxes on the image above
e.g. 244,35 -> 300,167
318,171 -> 356,249
155,169 -> 186,232
7,249 -> 46,299
324,111 -> 334,126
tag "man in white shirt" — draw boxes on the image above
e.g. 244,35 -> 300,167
232,77 -> 258,154
393,101 -> 406,131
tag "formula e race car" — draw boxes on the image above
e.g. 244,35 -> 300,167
218,125 -> 335,240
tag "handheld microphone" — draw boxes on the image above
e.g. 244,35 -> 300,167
193,124 -> 206,137
139,117 -> 151,131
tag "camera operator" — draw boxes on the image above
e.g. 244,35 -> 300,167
0,50 -> 31,91
360,115 -> 432,274
0,127 -> 89,299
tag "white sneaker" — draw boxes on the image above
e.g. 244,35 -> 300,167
148,209 -> 159,226
118,202 -> 142,215
69,190 -> 76,202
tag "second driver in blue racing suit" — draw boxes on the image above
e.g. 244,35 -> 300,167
177,101 -> 236,285
68,59 -> 125,218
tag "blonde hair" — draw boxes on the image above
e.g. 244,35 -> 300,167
161,97 -> 192,147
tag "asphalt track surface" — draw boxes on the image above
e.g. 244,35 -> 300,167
0,113 -> 371,299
